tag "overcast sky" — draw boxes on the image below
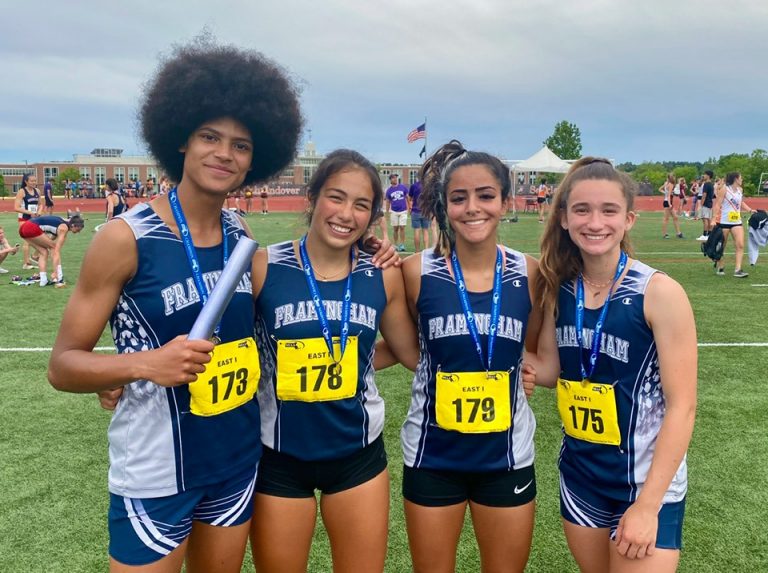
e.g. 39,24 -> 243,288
1,0 -> 766,166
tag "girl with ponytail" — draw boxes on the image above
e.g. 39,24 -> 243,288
396,140 -> 554,572
533,158 -> 696,571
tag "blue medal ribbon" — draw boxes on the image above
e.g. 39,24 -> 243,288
575,251 -> 628,380
299,235 -> 354,363
450,247 -> 503,372
169,188 -> 229,339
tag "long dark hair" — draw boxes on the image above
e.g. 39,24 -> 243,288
305,149 -> 383,233
419,140 -> 511,256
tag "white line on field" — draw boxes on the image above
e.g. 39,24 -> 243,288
2,343 -> 768,352
751,284 -> 768,287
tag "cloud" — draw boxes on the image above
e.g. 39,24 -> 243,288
1,0 -> 766,164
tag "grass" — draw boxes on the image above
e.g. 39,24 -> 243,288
0,210 -> 767,572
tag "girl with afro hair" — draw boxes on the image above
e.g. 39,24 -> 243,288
49,37 -> 303,572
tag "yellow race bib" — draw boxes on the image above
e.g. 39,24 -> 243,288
435,371 -> 511,433
728,211 -> 741,223
276,336 -> 358,402
557,377 -> 620,446
189,337 -> 259,417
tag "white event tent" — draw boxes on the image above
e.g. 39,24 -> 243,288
508,146 -> 572,216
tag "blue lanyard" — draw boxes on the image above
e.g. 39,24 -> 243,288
168,188 -> 229,337
450,247 -> 503,372
575,251 -> 627,380
299,235 -> 354,363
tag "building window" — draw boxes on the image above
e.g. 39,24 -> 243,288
95,167 -> 106,186
114,167 -> 125,183
79,166 -> 91,179
147,167 -> 157,181
44,167 -> 59,181
409,170 -> 418,185
128,167 -> 140,182
303,167 -> 315,184
0,167 -> 35,176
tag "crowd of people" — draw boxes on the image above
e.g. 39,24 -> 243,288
37,39 -> 703,573
659,170 -> 757,277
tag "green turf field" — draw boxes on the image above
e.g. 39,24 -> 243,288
1,210 -> 766,572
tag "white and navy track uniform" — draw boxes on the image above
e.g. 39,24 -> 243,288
401,247 -> 535,472
255,240 -> 386,461
556,261 -> 687,506
18,187 -> 40,221
108,203 -> 260,498
33,216 -> 66,235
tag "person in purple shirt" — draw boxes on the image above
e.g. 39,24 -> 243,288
386,173 -> 409,251
408,177 -> 430,252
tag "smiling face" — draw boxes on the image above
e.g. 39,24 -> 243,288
308,167 -> 375,249
562,179 -> 635,258
179,117 -> 253,195
445,164 -> 505,246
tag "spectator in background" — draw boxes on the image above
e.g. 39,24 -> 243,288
0,225 -> 20,274
43,177 -> 55,215
697,171 -> 716,240
14,173 -> 41,270
70,179 -> 79,199
259,185 -> 269,214
386,173 -> 409,251
105,178 -> 127,220
408,176 -> 430,252
713,172 -> 756,278
662,173 -> 683,239
18,214 -> 84,286
145,177 -> 155,198
537,178 -> 549,223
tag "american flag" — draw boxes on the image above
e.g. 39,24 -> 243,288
407,123 -> 426,143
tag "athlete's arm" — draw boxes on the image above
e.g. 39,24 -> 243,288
614,273 -> 697,560
106,194 -> 116,220
361,234 -> 401,269
377,265 -> 419,371
521,256 -> 560,389
48,220 -> 214,393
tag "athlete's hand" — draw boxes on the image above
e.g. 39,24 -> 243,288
364,236 -> 402,269
613,500 -> 658,560
98,387 -> 123,411
141,335 -> 215,387
522,362 -> 536,399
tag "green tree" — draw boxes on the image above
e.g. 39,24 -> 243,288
673,166 -> 698,184
0,173 -> 7,197
630,162 -> 667,190
55,167 -> 81,195
543,121 -> 582,160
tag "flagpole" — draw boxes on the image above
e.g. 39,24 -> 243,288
423,116 -> 428,162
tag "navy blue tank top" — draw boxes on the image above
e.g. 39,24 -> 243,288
106,203 -> 260,498
556,261 -> 687,503
255,240 -> 386,461
401,247 -> 536,472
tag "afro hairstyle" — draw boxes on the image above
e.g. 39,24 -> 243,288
139,36 -> 303,185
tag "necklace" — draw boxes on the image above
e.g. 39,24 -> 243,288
581,275 -> 613,289
313,263 -> 349,281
